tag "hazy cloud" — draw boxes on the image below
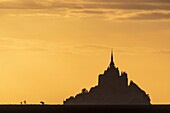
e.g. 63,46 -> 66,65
107,10 -> 170,20
75,44 -> 111,50
152,49 -> 170,54
1,0 -> 170,20
126,11 -> 170,20
0,37 -> 74,55
0,37 -> 48,52
85,0 -> 170,3
73,44 -> 170,55
1,38 -> 169,55
0,0 -> 170,10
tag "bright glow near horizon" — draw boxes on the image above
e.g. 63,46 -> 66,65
0,0 -> 170,104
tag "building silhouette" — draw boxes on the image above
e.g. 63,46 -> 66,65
64,50 -> 151,105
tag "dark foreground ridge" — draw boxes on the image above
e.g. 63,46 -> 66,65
64,50 -> 151,105
0,105 -> 170,113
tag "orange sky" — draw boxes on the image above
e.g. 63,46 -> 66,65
0,0 -> 170,104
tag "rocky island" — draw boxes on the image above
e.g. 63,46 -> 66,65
64,50 -> 151,105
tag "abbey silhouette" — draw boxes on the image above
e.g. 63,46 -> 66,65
64,50 -> 151,105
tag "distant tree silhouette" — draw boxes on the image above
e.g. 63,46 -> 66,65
20,102 -> 22,105
81,88 -> 88,94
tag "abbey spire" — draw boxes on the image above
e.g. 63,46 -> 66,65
110,49 -> 115,68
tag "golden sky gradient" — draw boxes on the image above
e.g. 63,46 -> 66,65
0,0 -> 170,104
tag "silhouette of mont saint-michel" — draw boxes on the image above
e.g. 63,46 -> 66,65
64,50 -> 151,105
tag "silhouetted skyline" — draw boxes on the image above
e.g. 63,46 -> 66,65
0,0 -> 170,104
64,50 -> 150,105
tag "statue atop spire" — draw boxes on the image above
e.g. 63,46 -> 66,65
110,49 -> 115,68
111,49 -> 113,62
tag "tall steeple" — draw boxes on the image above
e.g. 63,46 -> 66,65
110,49 -> 115,68
111,49 -> 113,62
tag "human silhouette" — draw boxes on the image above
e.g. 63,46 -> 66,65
23,100 -> 27,105
40,101 -> 45,105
